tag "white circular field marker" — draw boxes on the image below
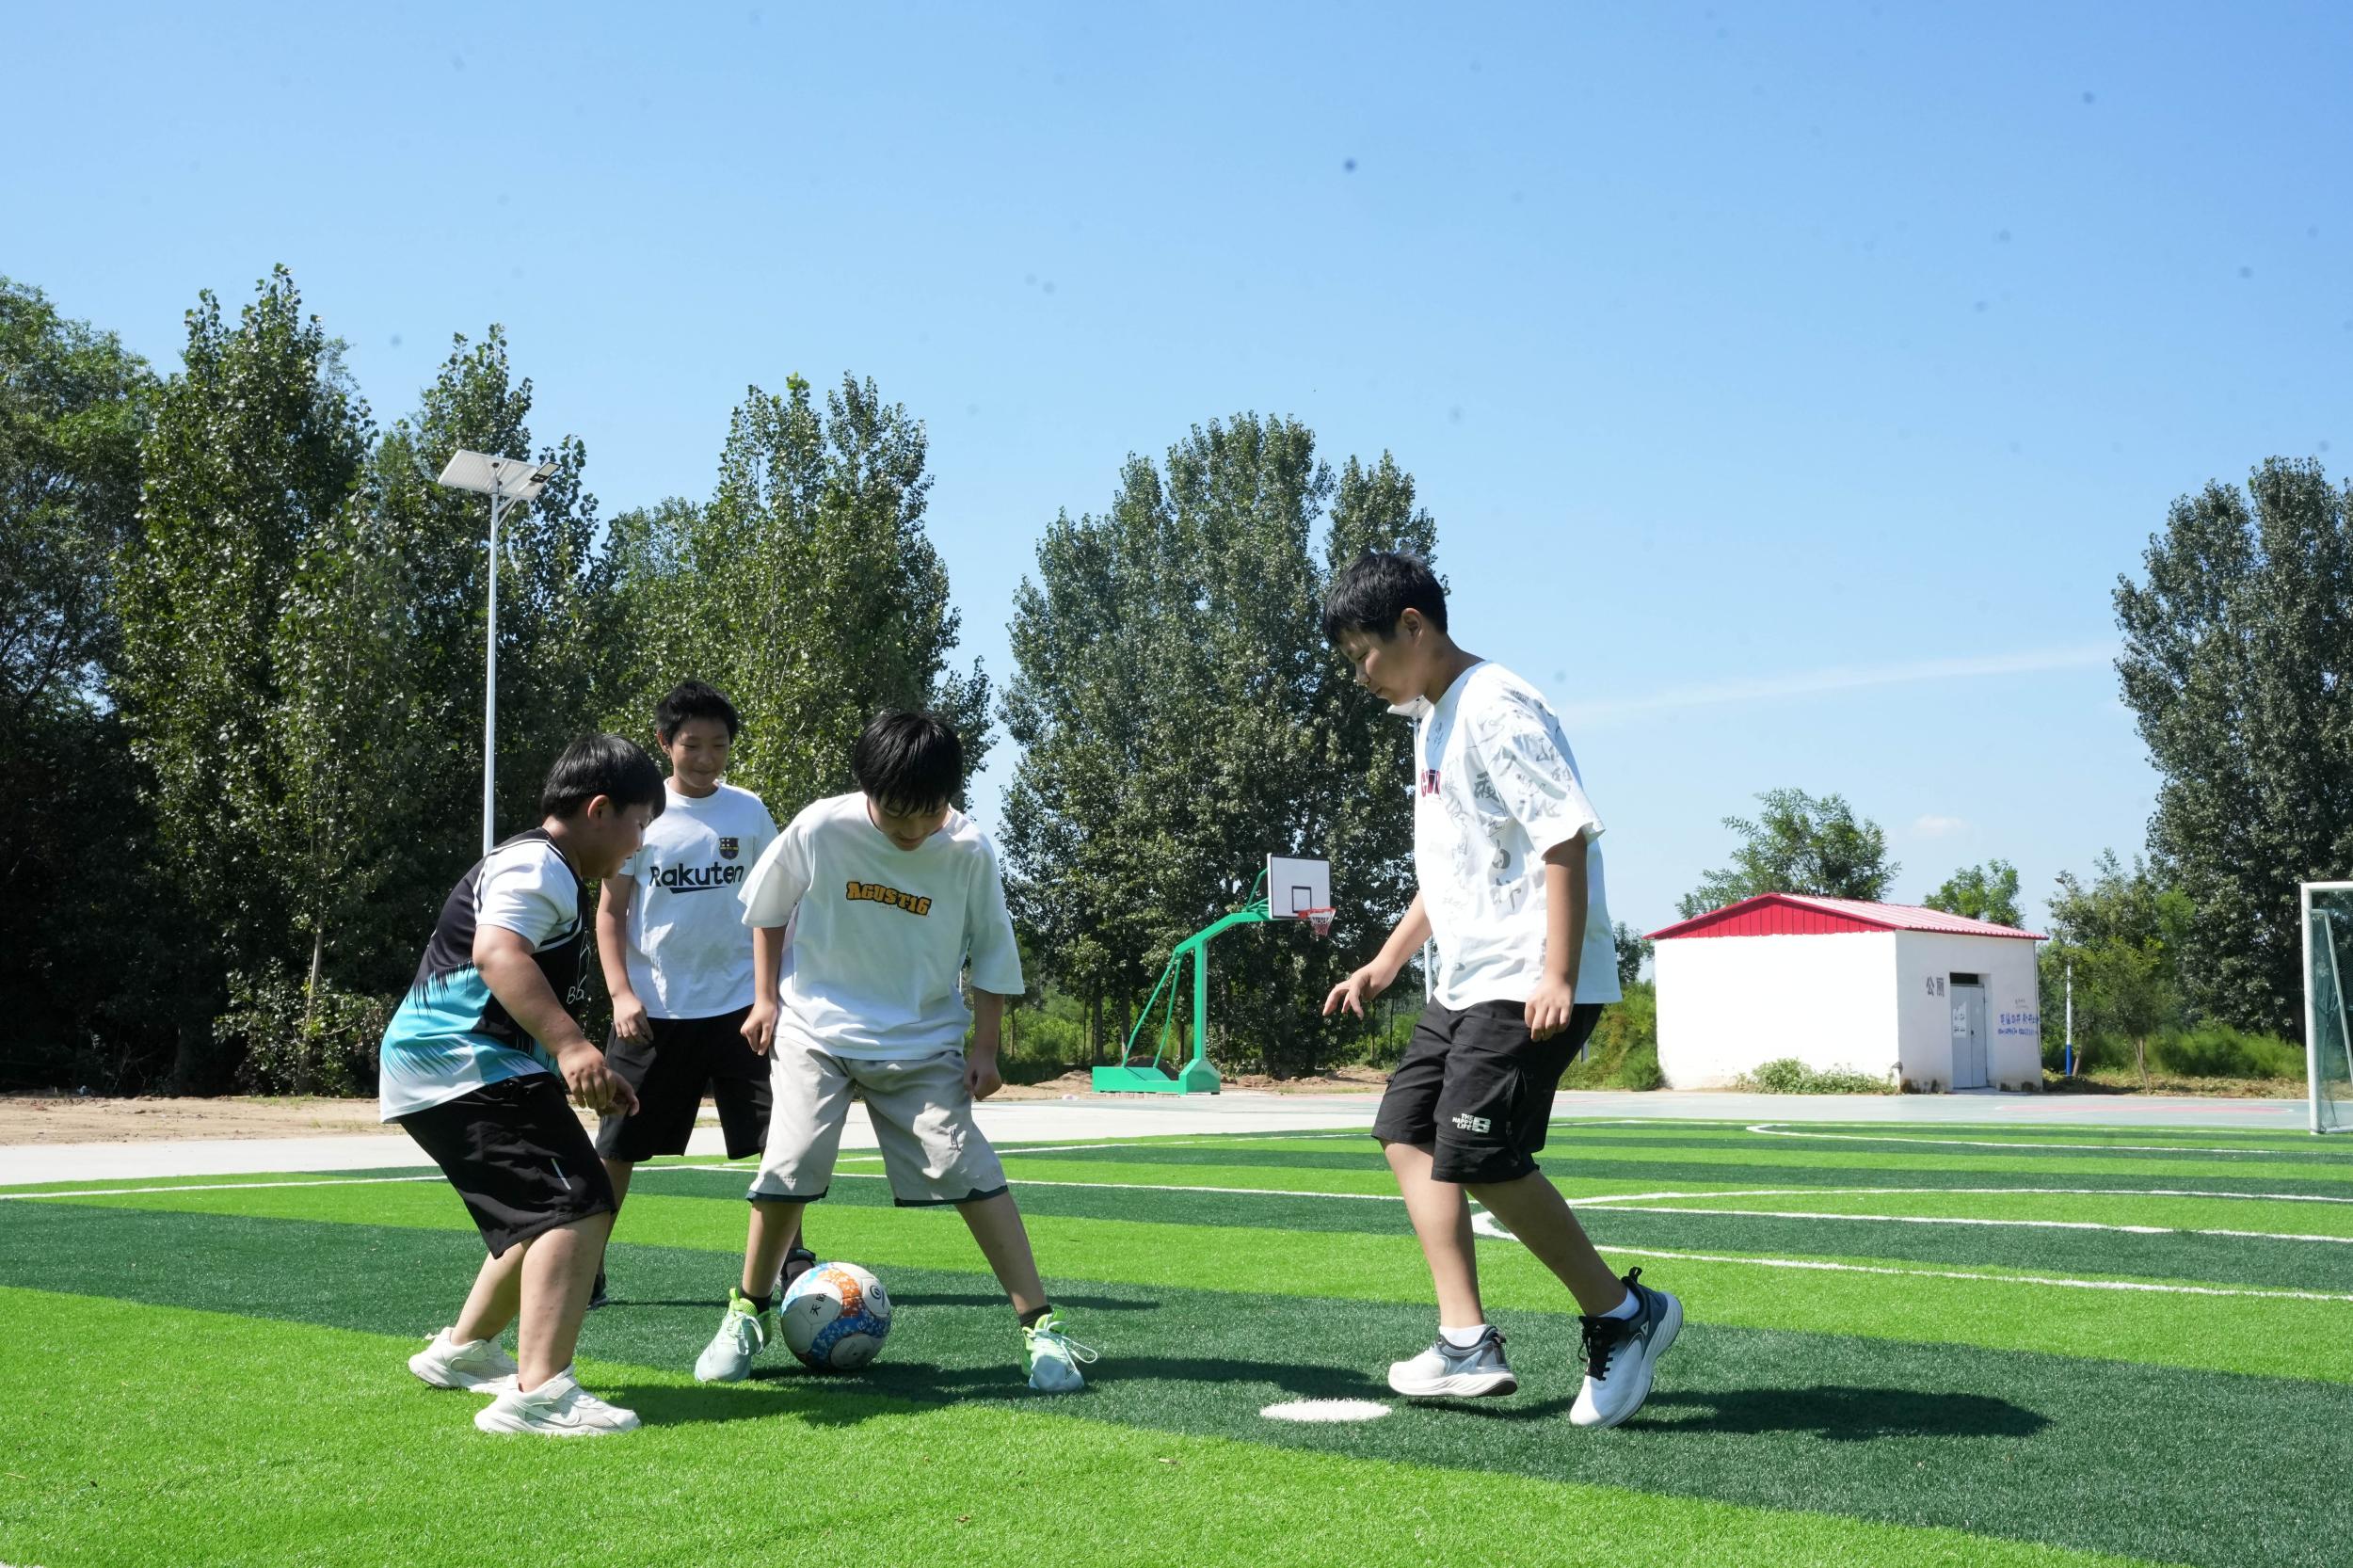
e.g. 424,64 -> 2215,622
1259,1399 -> 1392,1423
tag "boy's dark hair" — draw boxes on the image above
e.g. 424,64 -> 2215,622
1321,551 -> 1448,643
852,710 -> 963,814
655,679 -> 741,743
539,733 -> 667,821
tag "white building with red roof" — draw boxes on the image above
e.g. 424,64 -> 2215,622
1645,894 -> 2046,1092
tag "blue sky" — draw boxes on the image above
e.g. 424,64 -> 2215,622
8,1 -> 2349,935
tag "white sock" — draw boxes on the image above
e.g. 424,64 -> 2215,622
1600,1289 -> 1641,1320
1438,1323 -> 1490,1350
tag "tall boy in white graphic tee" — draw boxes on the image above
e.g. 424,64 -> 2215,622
1321,551 -> 1681,1429
693,711 -> 1094,1393
590,680 -> 804,1306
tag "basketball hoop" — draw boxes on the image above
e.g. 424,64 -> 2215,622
1299,906 -> 1335,940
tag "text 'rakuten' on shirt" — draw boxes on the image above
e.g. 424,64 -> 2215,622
616,780 -> 779,1019
736,792 -> 1026,1060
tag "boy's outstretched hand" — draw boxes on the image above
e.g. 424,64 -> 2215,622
556,1040 -> 639,1117
1322,963 -> 1395,1020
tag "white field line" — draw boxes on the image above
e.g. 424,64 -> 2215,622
1466,1211 -> 2353,1302
1565,1201 -> 2353,1246
15,1167 -> 2351,1297
0,1132 -> 1364,1199
822,1171 -> 1407,1203
1570,1183 -> 2353,1207
1746,1123 -> 2315,1157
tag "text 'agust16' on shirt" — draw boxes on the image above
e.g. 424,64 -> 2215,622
616,779 -> 778,1019
736,792 -> 1026,1060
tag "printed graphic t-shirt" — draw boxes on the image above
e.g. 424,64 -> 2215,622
1411,661 -> 1622,1009
377,830 -> 589,1120
737,792 -> 1025,1060
616,780 -> 778,1018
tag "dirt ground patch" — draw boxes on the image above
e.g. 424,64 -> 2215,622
0,1094 -> 390,1145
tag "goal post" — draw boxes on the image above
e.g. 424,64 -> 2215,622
2303,882 -> 2353,1134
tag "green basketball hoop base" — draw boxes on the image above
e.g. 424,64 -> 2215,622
1089,1061 -> 1222,1095
1089,856 -> 1331,1097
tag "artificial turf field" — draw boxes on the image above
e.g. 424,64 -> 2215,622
3,1118 -> 2350,1568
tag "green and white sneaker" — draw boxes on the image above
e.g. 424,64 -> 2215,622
1022,1313 -> 1096,1393
409,1327 -> 519,1393
473,1368 -> 639,1436
695,1287 -> 779,1384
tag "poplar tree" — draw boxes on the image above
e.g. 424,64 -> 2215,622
1000,415 -> 1437,1074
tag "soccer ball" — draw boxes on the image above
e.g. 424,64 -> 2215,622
779,1261 -> 893,1371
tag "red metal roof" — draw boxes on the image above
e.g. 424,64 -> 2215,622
1647,893 -> 2045,943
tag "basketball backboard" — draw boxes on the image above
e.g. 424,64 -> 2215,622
1266,854 -> 1331,920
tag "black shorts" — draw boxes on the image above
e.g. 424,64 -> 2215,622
1372,999 -> 1605,1185
592,1006 -> 772,1162
397,1073 -> 617,1258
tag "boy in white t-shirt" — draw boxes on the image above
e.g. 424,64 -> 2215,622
1321,552 -> 1681,1429
692,711 -> 1095,1393
379,735 -> 661,1437
588,680 -> 808,1306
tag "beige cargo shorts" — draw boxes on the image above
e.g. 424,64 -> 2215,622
748,1039 -> 1007,1207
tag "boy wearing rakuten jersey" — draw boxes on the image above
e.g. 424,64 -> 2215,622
588,680 -> 809,1307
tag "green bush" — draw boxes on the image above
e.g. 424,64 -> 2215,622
1613,1038 -> 1665,1091
2149,1025 -> 2303,1079
2042,1026 -> 2300,1079
1560,982 -> 1664,1091
216,967 -> 391,1096
1737,1056 -> 1895,1095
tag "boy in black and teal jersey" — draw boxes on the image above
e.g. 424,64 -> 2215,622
381,734 -> 662,1436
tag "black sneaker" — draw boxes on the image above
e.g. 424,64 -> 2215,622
585,1269 -> 610,1311
782,1246 -> 818,1291
1570,1268 -> 1682,1429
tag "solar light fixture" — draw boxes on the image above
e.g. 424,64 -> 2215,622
435,450 -> 562,854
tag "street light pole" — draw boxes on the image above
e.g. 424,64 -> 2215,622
435,451 -> 557,856
483,481 -> 504,857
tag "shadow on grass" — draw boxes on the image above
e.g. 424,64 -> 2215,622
888,1291 -> 1163,1313
623,1352 -> 1391,1427
1633,1384 -> 2049,1441
611,1292 -> 1160,1314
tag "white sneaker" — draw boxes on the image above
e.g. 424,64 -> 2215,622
695,1288 -> 777,1384
1022,1313 -> 1097,1393
408,1328 -> 520,1392
1387,1327 -> 1518,1398
472,1368 -> 640,1436
1570,1269 -> 1683,1430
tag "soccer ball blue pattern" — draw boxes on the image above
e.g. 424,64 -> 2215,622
780,1260 -> 893,1370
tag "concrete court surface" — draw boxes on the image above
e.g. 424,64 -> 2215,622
0,1086 -> 2317,1187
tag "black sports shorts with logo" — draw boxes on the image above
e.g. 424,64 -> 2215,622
398,1072 -> 617,1257
592,1006 -> 772,1162
1371,999 -> 1606,1185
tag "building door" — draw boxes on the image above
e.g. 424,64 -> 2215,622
1949,975 -> 1989,1089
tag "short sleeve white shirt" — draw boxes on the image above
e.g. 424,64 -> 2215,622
475,840 -> 579,949
1413,662 -> 1621,1008
615,781 -> 779,1017
737,792 -> 1025,1059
